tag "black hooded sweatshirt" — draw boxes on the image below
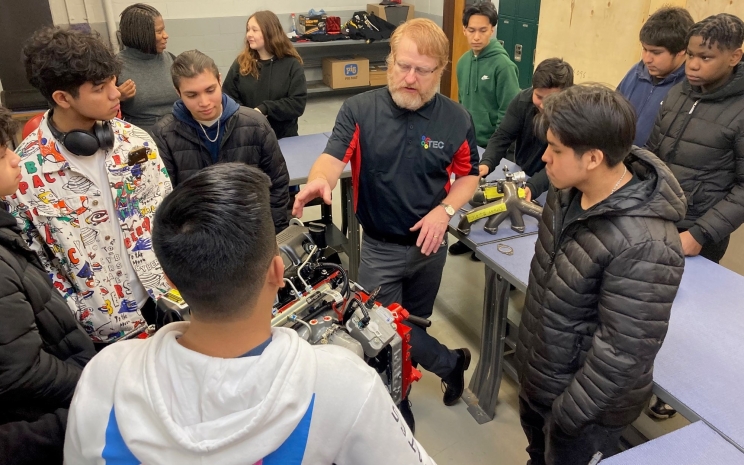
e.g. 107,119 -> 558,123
223,56 -> 307,140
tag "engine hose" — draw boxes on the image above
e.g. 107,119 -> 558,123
316,263 -> 349,298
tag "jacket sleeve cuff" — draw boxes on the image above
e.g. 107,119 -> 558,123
687,225 -> 709,246
257,104 -> 268,115
480,160 -> 494,172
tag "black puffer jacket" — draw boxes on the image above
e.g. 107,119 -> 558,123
153,105 -> 290,232
516,148 -> 686,436
0,208 -> 95,464
646,64 -> 744,245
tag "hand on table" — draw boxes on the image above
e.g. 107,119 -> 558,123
679,231 -> 703,256
292,178 -> 332,217
117,79 -> 136,101
410,206 -> 450,256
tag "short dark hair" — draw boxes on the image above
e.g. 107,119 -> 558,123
531,58 -> 574,89
171,50 -> 221,90
639,7 -> 695,54
463,2 -> 498,27
22,27 -> 121,105
687,13 -> 744,51
119,3 -> 161,54
152,163 -> 277,318
0,107 -> 18,148
536,84 -> 635,167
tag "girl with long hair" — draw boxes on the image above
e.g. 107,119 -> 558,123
223,11 -> 307,139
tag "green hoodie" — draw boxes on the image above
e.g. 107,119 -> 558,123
456,39 -> 520,147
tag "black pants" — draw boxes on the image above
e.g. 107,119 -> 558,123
358,235 -> 457,379
519,396 -> 624,465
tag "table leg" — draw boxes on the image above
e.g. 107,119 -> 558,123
342,178 -> 360,281
463,266 -> 511,424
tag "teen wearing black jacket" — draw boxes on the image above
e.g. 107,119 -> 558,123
647,13 -> 744,263
0,107 -> 96,465
223,10 -> 307,139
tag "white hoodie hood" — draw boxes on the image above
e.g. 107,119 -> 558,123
117,323 -> 315,462
65,322 -> 437,465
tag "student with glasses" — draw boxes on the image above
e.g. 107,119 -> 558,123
293,18 -> 480,434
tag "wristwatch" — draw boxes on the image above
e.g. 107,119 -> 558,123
440,202 -> 455,217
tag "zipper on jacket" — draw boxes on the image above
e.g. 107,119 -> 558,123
668,98 -> 700,164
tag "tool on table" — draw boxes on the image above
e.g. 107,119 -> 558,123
458,167 -> 543,235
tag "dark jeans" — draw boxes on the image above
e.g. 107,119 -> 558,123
358,234 -> 458,379
519,396 -> 624,465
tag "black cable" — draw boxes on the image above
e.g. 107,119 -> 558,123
316,263 -> 349,298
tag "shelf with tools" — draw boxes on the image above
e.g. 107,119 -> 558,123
294,39 -> 390,96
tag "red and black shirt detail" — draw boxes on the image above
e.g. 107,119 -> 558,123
325,88 -> 479,241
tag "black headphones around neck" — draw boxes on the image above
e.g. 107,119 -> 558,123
46,109 -> 115,156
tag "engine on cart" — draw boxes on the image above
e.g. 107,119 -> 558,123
155,221 -> 423,405
273,222 -> 422,405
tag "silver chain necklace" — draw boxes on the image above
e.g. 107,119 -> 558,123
610,165 -> 628,194
198,118 -> 220,143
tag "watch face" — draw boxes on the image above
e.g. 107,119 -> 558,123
444,205 -> 455,216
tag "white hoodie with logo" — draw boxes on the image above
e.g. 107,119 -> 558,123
64,323 -> 436,465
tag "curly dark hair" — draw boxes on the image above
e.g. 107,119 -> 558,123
119,3 -> 161,54
687,13 -> 744,51
23,26 -> 121,105
0,107 -> 19,148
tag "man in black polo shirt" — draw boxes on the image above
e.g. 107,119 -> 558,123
294,18 -> 480,432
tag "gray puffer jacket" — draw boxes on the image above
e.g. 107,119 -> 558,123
646,63 -> 744,245
516,147 -> 686,436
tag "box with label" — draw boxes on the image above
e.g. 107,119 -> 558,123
369,64 -> 388,86
366,3 -> 415,26
322,57 -> 370,89
299,14 -> 327,34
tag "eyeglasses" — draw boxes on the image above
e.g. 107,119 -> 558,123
394,60 -> 438,77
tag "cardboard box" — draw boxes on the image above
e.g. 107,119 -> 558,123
322,57 -> 370,89
369,64 -> 388,86
298,14 -> 327,34
367,3 -> 415,26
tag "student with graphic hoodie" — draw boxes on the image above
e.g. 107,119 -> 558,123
456,1 -> 520,149
64,163 -> 436,465
617,6 -> 694,147
152,50 -> 290,232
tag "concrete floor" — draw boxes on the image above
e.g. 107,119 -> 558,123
298,93 -> 742,464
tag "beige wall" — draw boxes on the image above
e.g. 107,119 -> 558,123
535,0 -> 744,88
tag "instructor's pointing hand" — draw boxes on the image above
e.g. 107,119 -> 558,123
292,178 -> 332,218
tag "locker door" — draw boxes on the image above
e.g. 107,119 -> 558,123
515,0 -> 541,22
497,0 -> 517,19
496,16 -> 516,60
513,20 -> 538,88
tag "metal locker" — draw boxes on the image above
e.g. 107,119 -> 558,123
513,20 -> 539,88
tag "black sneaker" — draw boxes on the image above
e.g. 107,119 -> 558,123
469,251 -> 481,262
647,395 -> 677,419
448,241 -> 470,255
441,348 -> 472,406
398,398 -> 415,435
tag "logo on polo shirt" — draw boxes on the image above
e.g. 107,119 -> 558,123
421,135 -> 444,149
